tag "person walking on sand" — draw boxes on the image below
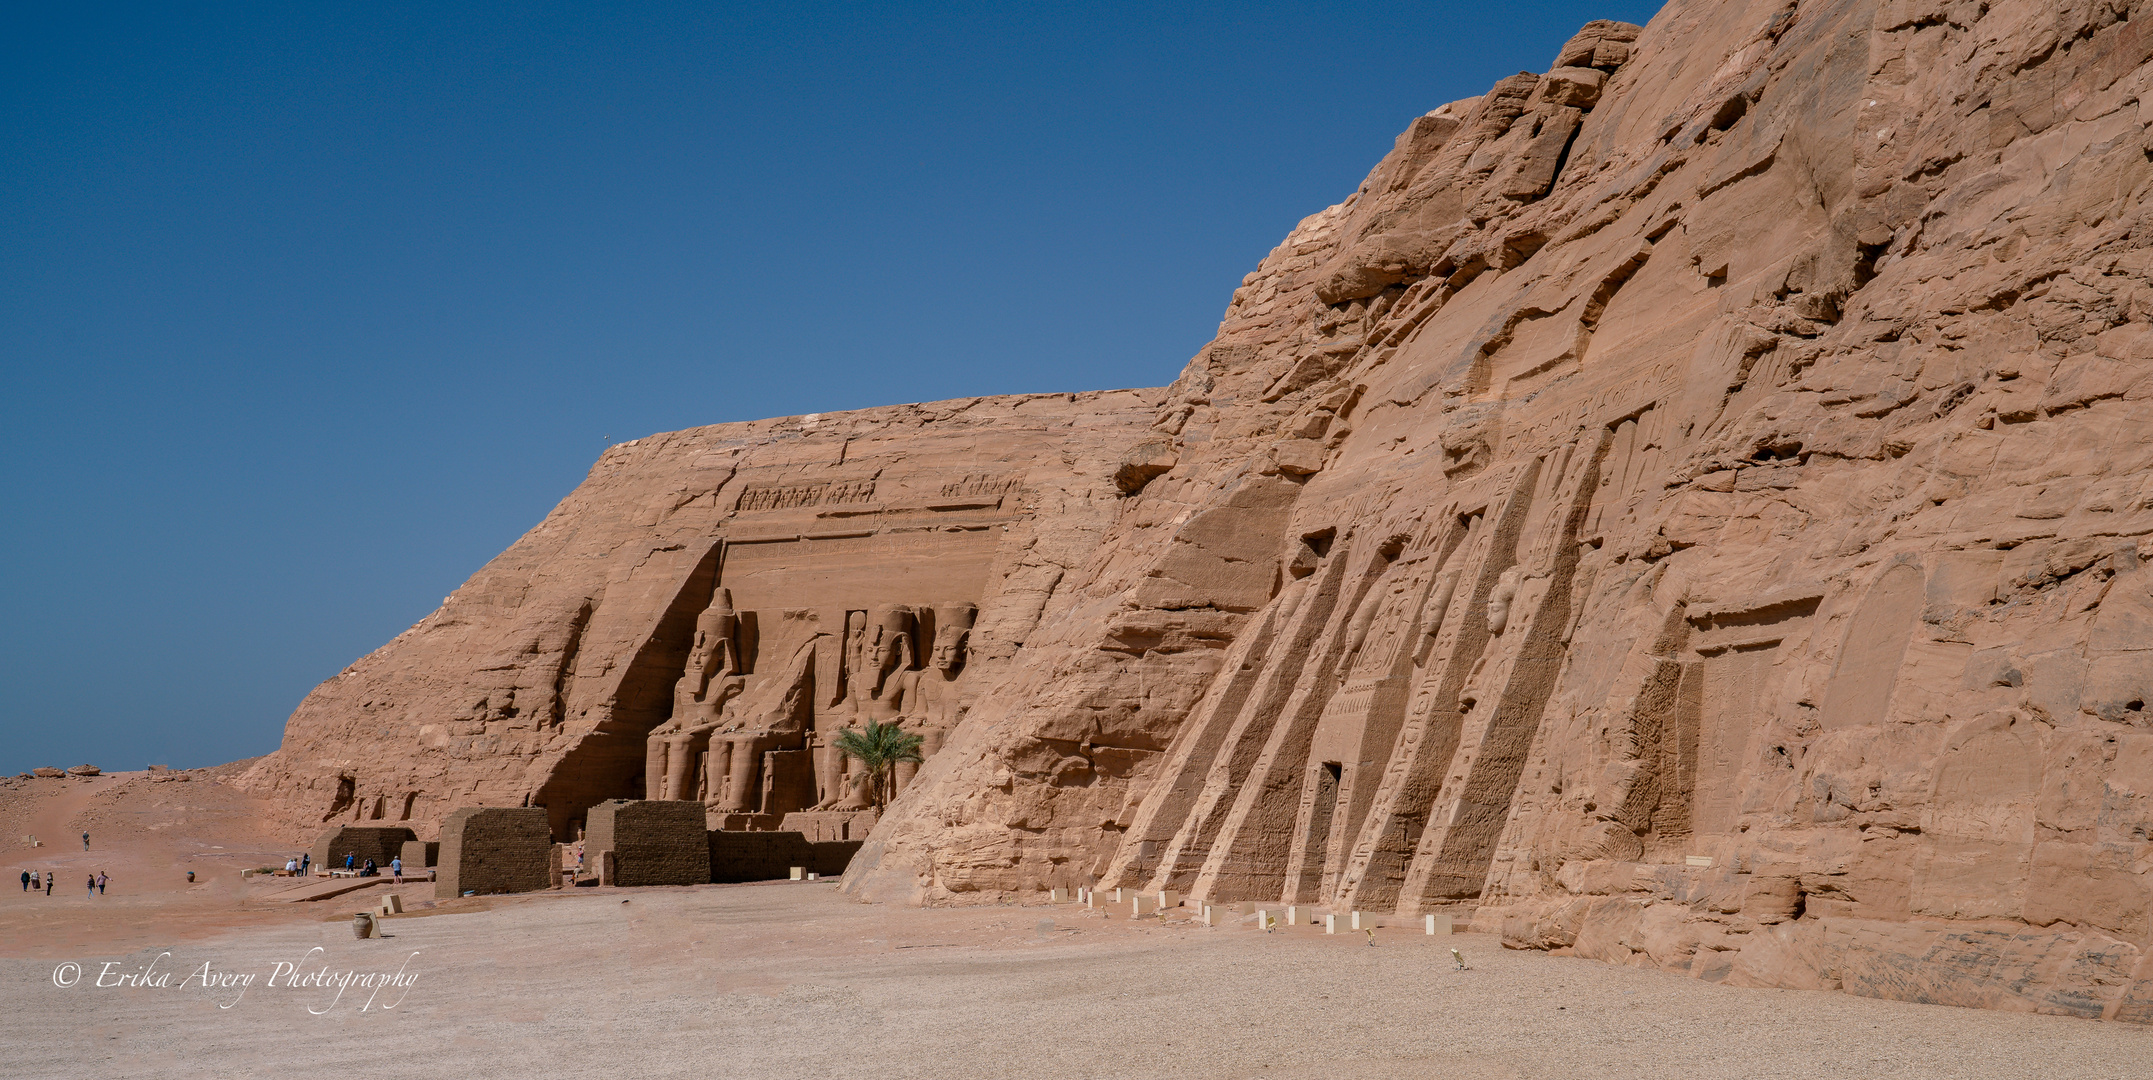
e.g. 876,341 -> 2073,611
390,856 -> 402,885
45,871 -> 54,896
18,869 -> 28,892
86,874 -> 95,899
97,871 -> 107,895
82,832 -> 89,851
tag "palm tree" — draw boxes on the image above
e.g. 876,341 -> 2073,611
833,720 -> 924,810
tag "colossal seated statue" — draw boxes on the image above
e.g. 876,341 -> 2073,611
892,601 -> 975,794
815,605 -> 916,809
704,635 -> 819,813
645,588 -> 744,801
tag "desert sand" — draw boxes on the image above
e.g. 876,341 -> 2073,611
4,775 -> 2151,1078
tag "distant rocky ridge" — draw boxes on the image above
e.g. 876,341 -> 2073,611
246,0 -> 2153,1021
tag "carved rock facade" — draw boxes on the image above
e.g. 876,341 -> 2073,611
251,0 -> 2153,1021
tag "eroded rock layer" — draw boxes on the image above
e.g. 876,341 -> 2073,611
254,0 -> 2153,1021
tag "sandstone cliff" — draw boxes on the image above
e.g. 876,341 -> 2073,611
252,0 -> 2153,1021
241,391 -> 1162,838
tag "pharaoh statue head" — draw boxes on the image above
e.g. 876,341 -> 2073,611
866,606 -> 916,689
687,588 -> 739,681
929,602 -> 976,673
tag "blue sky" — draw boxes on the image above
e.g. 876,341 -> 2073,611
0,1 -> 1664,773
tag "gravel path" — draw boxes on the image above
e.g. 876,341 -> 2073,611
6,882 -> 2150,1079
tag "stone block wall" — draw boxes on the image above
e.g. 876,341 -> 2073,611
400,840 -> 440,869
436,807 -> 551,898
310,826 -> 417,873
709,829 -> 861,883
585,799 -> 709,887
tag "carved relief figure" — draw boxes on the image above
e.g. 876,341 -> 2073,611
1486,569 -> 1522,635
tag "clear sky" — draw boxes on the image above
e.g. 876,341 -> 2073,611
1,1 -> 1664,774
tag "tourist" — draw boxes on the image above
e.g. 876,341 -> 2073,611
18,869 -> 28,892
81,832 -> 89,851
45,871 -> 54,896
86,874 -> 95,899
284,857 -> 297,877
300,852 -> 310,876
344,853 -> 354,872
362,858 -> 376,878
96,871 -> 107,895
390,856 -> 402,885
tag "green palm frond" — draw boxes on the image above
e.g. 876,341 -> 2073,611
833,720 -> 925,809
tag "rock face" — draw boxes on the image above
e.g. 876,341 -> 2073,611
242,391 -> 1163,840
248,0 -> 2153,1021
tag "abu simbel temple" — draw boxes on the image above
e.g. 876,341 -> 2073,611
241,0 -> 2153,1022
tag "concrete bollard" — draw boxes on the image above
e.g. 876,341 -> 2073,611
1129,895 -> 1154,918
807,872 -> 820,881
1050,887 -> 1070,903
1257,908 -> 1273,930
789,866 -> 805,881
1425,913 -> 1453,935
1350,911 -> 1369,930
1287,905 -> 1302,926
1324,913 -> 1340,934
1200,904 -> 1217,926
1158,890 -> 1180,910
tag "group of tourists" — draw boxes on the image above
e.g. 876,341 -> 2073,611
271,851 -> 410,882
18,869 -> 105,896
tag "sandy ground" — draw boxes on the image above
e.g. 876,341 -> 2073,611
4,777 -> 2151,1079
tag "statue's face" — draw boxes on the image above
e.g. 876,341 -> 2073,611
688,615 -> 735,670
931,631 -> 967,672
872,631 -> 907,672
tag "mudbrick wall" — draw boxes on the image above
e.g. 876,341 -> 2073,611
436,808 -> 552,898
585,799 -> 709,887
249,0 -> 2153,1021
